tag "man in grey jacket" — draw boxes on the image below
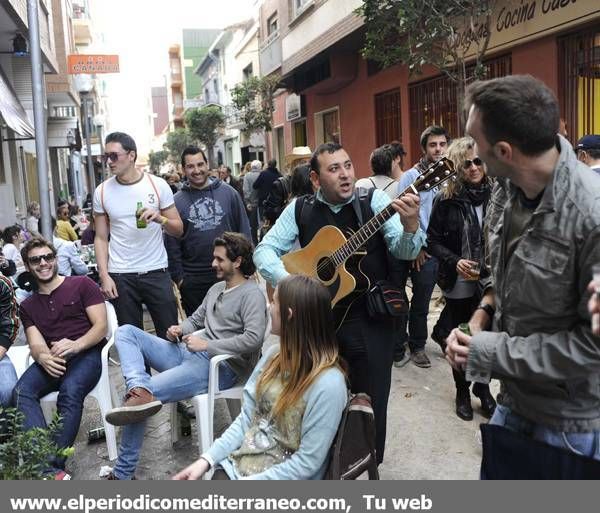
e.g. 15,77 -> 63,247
446,75 -> 600,468
104,232 -> 267,480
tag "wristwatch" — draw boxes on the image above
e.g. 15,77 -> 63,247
476,303 -> 495,318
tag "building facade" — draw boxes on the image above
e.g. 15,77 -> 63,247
259,0 -> 600,176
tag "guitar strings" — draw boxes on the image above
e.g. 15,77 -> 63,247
316,159 -> 455,275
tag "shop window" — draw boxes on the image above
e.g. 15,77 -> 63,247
559,27 -> 600,143
408,54 -> 511,159
292,119 -> 307,147
315,108 -> 340,145
375,88 -> 402,147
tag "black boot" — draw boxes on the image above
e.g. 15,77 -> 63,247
455,389 -> 473,421
473,384 -> 496,418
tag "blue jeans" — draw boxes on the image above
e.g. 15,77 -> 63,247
390,256 -> 438,355
113,325 -> 238,479
12,346 -> 102,471
0,353 -> 17,407
490,404 -> 600,461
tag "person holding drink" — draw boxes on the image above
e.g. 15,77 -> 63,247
93,132 -> 183,339
427,136 -> 496,421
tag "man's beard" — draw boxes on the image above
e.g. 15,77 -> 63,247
34,264 -> 59,284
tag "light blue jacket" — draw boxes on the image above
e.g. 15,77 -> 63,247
254,188 -> 426,287
398,164 -> 439,235
204,346 -> 347,479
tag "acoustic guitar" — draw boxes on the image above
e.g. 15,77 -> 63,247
281,157 -> 456,319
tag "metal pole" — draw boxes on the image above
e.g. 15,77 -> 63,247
82,93 -> 95,195
27,0 -> 52,240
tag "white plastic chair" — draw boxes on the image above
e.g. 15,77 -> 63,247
22,301 -> 119,461
170,317 -> 272,470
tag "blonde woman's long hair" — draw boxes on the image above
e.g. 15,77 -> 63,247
443,136 -> 489,199
256,275 -> 343,420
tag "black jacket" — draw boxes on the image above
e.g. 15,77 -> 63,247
427,190 -> 490,291
253,167 -> 282,206
263,176 -> 291,223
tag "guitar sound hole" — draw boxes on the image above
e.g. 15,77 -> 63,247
316,257 -> 336,283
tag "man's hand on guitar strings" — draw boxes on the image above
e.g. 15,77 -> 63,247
391,193 -> 420,234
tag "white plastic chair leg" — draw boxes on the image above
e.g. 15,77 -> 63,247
92,388 -> 118,461
41,397 -> 57,425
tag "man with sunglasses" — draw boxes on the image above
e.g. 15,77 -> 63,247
12,238 -> 107,479
103,232 -> 266,480
393,126 -> 450,369
93,132 -> 183,340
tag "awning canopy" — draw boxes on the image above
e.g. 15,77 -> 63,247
0,66 -> 35,137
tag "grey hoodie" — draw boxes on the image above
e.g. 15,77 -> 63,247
165,178 -> 251,283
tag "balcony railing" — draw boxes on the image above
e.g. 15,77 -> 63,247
259,32 -> 282,76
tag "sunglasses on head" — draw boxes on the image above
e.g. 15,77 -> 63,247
102,151 -> 129,163
28,253 -> 56,265
463,157 -> 483,169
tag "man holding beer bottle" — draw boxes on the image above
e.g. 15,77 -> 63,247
93,132 -> 183,339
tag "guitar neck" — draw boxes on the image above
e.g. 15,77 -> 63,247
329,158 -> 454,267
330,186 -> 414,267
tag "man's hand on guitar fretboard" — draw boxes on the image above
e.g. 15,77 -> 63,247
390,193 -> 420,233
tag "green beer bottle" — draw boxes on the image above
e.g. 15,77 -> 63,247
458,323 -> 471,336
136,201 -> 147,229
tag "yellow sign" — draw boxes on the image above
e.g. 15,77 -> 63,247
457,0 -> 600,58
67,55 -> 120,74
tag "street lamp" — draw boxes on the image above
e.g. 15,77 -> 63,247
73,74 -> 96,197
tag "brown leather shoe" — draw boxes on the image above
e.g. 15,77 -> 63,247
105,387 -> 162,426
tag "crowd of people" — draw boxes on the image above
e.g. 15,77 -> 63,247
1,74 -> 600,480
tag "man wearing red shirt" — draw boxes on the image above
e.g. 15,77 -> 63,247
13,238 -> 107,480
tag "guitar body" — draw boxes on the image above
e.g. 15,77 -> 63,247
281,225 -> 360,308
280,157 -> 457,326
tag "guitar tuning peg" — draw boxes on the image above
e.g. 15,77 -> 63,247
424,183 -> 430,189
434,177 -> 440,182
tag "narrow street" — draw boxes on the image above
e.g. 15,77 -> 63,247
61,287 -> 497,480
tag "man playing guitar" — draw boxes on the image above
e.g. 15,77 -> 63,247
254,142 -> 424,464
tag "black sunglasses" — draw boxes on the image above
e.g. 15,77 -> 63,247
463,157 -> 483,169
28,252 -> 56,265
102,151 -> 129,163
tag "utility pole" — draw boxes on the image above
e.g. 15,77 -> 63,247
27,0 -> 52,239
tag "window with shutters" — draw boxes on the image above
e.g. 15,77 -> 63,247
374,88 -> 402,147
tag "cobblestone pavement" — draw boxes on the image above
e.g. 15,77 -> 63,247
24,287 -> 498,480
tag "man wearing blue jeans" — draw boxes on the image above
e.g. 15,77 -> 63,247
105,233 -> 267,480
446,76 -> 600,475
393,126 -> 449,369
13,238 -> 107,480
0,273 -> 19,407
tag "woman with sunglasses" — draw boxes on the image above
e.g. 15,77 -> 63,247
173,275 -> 348,480
427,136 -> 496,421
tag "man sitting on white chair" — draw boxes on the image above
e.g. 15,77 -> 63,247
12,238 -> 107,480
104,232 -> 267,480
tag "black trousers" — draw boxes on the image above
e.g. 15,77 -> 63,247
432,295 -> 481,392
336,313 -> 395,465
110,269 -> 178,340
179,274 -> 217,316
